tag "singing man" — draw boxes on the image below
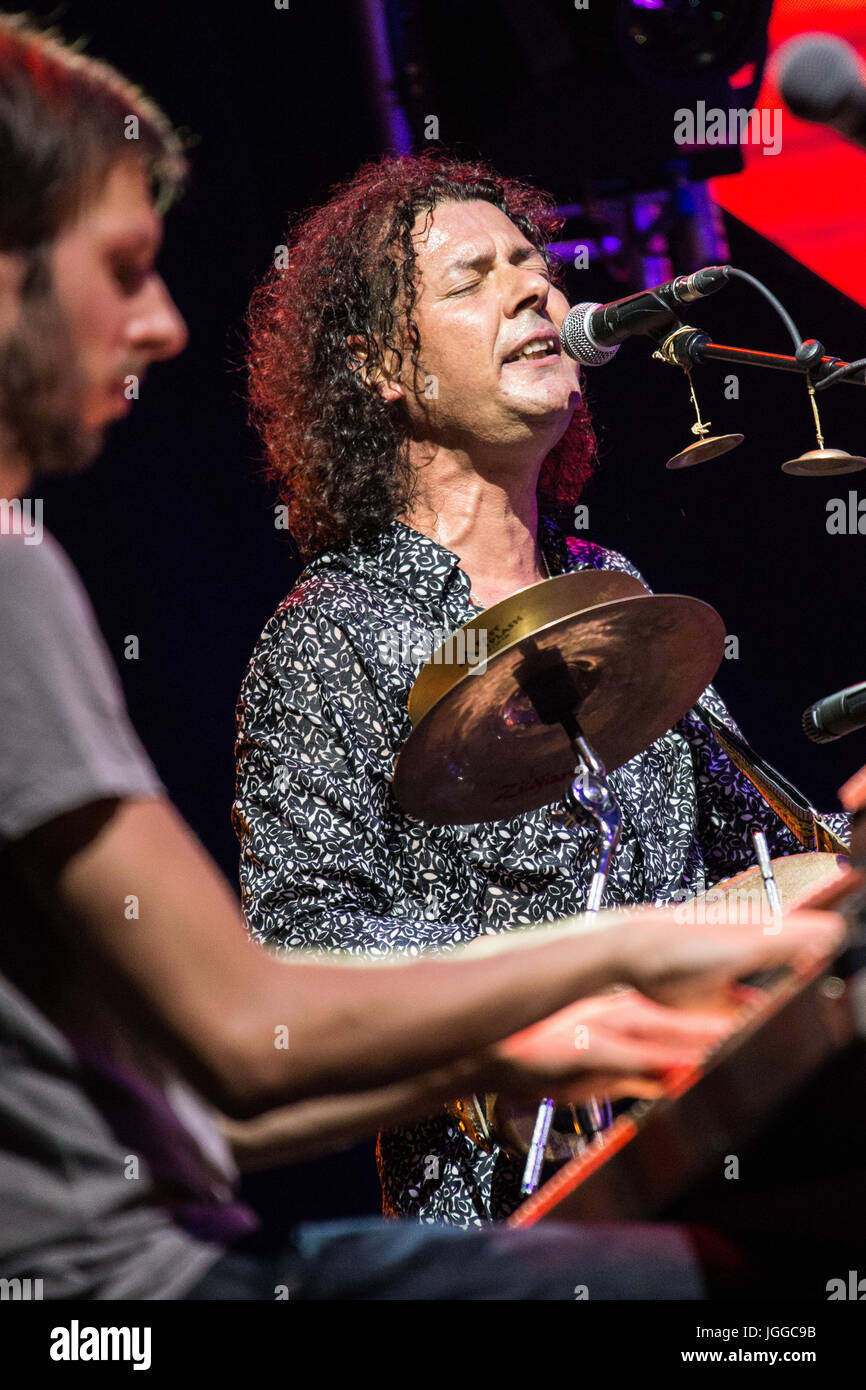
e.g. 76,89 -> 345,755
234,153 -> 849,1225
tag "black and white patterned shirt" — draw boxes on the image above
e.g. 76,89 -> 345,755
233,515 -> 824,1225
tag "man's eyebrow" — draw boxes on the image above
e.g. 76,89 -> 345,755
439,243 -> 546,276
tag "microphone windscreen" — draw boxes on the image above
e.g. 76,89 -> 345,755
559,304 -> 619,367
777,33 -> 862,124
802,703 -> 834,744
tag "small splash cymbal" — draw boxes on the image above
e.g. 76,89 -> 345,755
392,571 -> 726,825
781,447 -> 866,477
666,434 -> 744,470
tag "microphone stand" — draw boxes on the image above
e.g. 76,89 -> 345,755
652,324 -> 866,390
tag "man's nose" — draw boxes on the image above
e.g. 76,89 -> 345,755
506,265 -> 550,318
127,275 -> 189,361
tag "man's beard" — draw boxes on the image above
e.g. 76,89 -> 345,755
0,251 -> 103,478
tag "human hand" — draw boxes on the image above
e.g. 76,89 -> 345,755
488,988 -> 737,1104
615,906 -> 844,1012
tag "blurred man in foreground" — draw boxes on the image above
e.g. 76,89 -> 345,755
0,13 -> 841,1299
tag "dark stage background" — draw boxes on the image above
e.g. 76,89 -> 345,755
26,0 -> 866,1224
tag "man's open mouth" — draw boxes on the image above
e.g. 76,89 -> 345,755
502,336 -> 559,364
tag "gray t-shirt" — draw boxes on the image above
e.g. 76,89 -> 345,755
0,528 -> 228,1299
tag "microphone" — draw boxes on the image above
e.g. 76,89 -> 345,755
559,265 -> 732,367
802,680 -> 866,744
777,34 -> 866,152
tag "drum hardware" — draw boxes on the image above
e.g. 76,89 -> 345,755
752,829 -> 782,923
513,645 -> 621,1194
782,345 -> 866,476
648,324 -> 866,477
650,337 -> 744,469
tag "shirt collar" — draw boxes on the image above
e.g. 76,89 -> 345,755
537,511 -> 574,576
307,513 -> 577,605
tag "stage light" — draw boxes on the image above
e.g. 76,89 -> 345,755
621,0 -> 771,84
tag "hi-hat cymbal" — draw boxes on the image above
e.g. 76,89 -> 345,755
392,571 -> 725,825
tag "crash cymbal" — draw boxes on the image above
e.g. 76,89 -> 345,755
407,570 -> 647,723
393,571 -> 726,825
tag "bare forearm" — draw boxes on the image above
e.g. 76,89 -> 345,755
245,911 -> 636,1110
18,796 -> 635,1117
22,796 -> 833,1123
222,1054 -> 486,1169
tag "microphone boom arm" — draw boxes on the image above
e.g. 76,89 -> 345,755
653,325 -> 866,391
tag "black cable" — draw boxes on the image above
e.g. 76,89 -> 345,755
813,356 -> 866,391
725,267 -> 803,351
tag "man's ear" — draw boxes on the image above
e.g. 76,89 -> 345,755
347,334 -> 403,403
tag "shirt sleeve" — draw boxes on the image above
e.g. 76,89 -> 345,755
0,532 -> 165,846
232,603 -> 478,956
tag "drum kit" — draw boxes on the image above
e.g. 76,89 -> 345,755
390,571 -> 866,1223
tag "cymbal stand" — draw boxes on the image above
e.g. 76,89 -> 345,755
520,721 -> 622,1195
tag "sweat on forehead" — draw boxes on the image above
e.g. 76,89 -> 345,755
413,199 -> 520,237
409,202 -> 535,276
414,223 -> 451,254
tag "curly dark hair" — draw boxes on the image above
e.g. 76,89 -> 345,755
247,152 -> 596,558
